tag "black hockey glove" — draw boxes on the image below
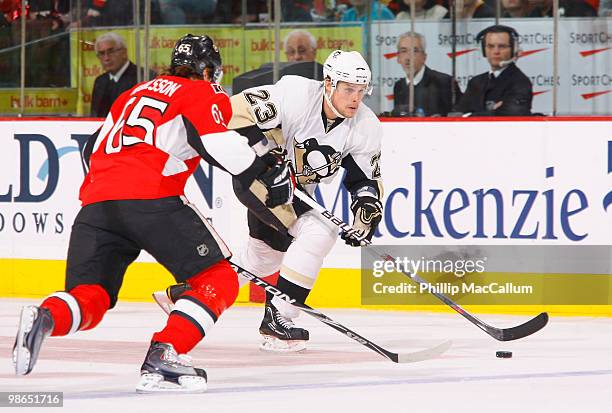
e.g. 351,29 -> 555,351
341,194 -> 383,247
258,155 -> 296,208
268,147 -> 288,162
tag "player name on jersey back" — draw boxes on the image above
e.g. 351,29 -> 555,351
80,75 -> 233,206
131,78 -> 182,98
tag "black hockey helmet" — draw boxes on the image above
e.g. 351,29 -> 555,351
171,34 -> 223,83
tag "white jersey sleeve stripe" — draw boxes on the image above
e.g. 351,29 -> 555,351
156,115 -> 199,161
201,130 -> 256,175
92,114 -> 115,154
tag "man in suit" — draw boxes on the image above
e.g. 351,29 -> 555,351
392,32 -> 461,117
91,32 -> 147,117
284,29 -> 317,62
453,25 -> 532,116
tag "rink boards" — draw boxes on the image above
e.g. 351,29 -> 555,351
0,117 -> 610,315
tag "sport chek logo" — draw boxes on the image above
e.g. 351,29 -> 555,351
533,90 -> 550,96
385,89 -> 552,102
581,90 -> 612,100
445,47 -> 548,59
580,46 -> 611,57
578,47 -> 611,100
446,48 -> 479,58
524,47 -> 610,100
517,48 -> 548,58
383,47 -> 549,60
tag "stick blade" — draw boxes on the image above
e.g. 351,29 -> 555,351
152,291 -> 173,315
494,312 -> 549,341
396,340 -> 452,364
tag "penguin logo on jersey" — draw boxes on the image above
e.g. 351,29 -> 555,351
293,138 -> 342,184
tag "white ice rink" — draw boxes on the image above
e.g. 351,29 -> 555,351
1,298 -> 610,413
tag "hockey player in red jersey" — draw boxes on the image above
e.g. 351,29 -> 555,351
12,34 -> 295,393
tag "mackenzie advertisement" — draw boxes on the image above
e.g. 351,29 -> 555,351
0,119 -> 611,271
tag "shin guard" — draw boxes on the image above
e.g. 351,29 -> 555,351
152,260 -> 239,354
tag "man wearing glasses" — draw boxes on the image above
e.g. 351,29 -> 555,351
91,32 -> 152,117
392,31 -> 461,117
284,29 -> 317,63
453,25 -> 532,116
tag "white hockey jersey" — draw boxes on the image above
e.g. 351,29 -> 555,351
238,75 -> 382,196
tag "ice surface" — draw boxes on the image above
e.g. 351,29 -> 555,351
1,298 -> 610,413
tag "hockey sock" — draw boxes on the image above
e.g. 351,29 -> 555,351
269,276 -> 311,319
41,284 -> 110,336
152,260 -> 239,354
269,275 -> 310,303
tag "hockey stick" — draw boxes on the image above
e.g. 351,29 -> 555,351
229,261 -> 452,364
293,188 -> 549,342
152,267 -> 451,363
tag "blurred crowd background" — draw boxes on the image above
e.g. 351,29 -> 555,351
0,0 -> 610,116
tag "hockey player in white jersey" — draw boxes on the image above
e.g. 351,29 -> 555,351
155,50 -> 383,352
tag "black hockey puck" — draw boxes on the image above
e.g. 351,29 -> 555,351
496,351 -> 512,358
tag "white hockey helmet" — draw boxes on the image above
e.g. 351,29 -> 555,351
323,50 -> 372,95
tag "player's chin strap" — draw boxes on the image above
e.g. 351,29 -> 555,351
323,87 -> 345,119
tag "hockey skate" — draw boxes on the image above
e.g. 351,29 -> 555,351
259,300 -> 309,352
13,305 -> 54,375
136,342 -> 207,393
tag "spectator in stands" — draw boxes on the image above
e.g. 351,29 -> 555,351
310,1 -> 337,21
282,0 -> 313,21
392,32 -> 461,117
452,25 -> 532,116
444,0 -> 494,18
527,0 -> 597,17
1,0 -> 70,87
1,0 -> 19,23
600,0 -> 612,16
340,0 -> 395,21
0,0 -> 18,87
29,11 -> 69,87
29,0 -> 70,18
396,0 -> 447,20
502,0 -> 531,17
84,0 -> 162,26
158,0 -> 217,24
91,32 -> 154,117
284,29 -> 317,62
386,0 -> 403,15
213,0 -> 268,23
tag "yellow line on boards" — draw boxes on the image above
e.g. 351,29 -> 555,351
2,259 -> 611,317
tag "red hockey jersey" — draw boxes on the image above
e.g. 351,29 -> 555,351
80,76 -> 243,206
